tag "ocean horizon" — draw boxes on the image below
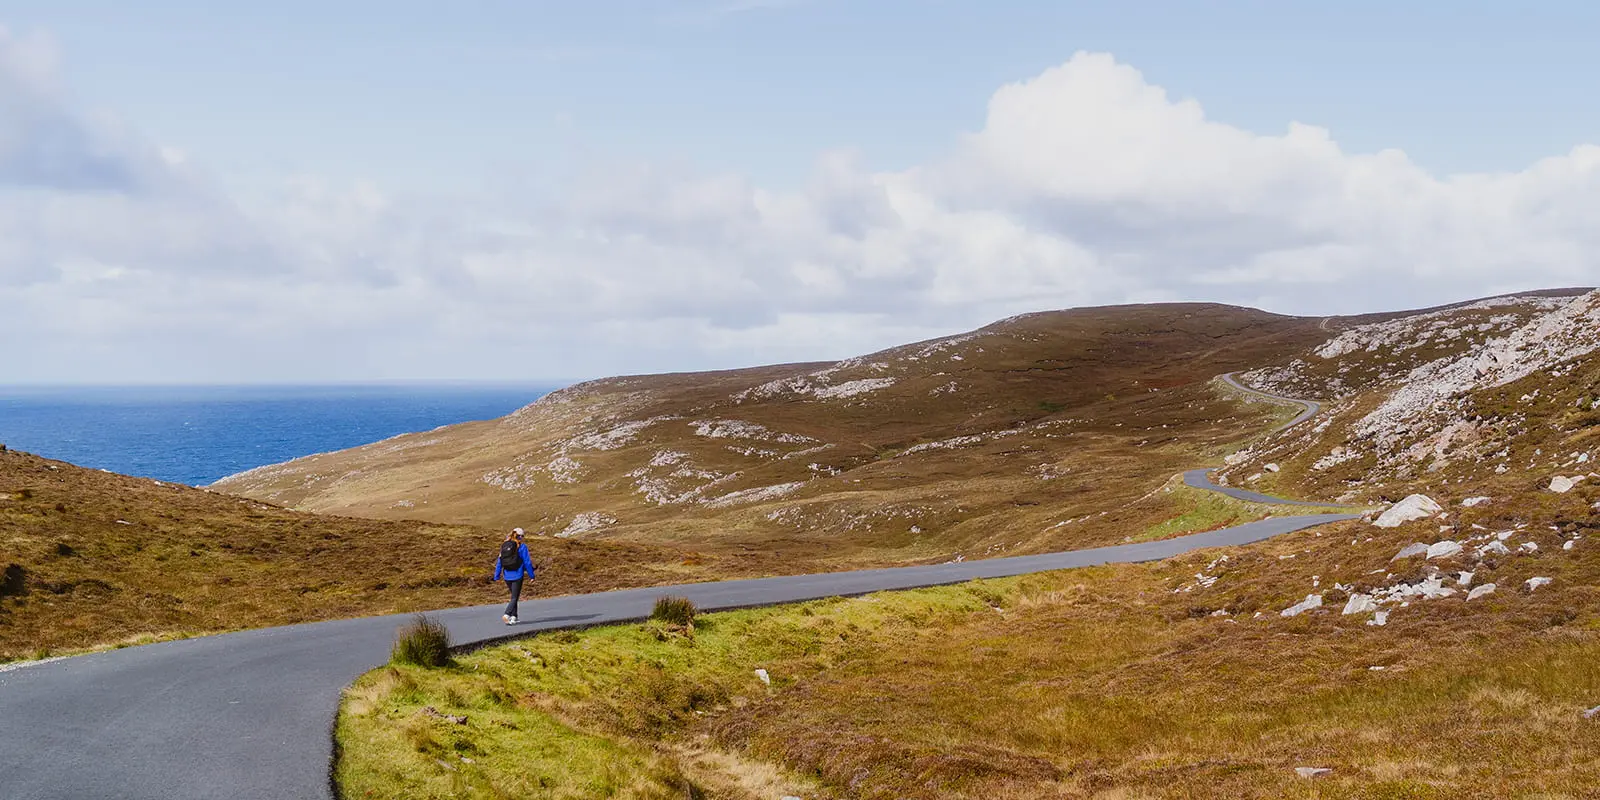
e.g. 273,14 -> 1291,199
0,382 -> 562,487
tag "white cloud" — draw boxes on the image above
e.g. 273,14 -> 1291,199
4,43 -> 1599,384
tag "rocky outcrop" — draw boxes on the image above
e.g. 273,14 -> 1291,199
1373,495 -> 1442,528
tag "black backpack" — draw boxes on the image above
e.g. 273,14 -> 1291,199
499,540 -> 523,573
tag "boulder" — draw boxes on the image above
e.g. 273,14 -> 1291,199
754,668 -> 771,685
1551,475 -> 1581,493
1367,610 -> 1389,626
1525,576 -> 1553,592
1373,495 -> 1443,528
1264,463 -> 1281,473
1584,706 -> 1600,720
1467,584 -> 1496,601
1390,542 -> 1430,561
1477,540 -> 1511,557
1280,594 -> 1323,617
1461,496 -> 1492,507
1457,571 -> 1474,587
1425,540 -> 1464,560
1341,594 -> 1377,615
1295,767 -> 1332,779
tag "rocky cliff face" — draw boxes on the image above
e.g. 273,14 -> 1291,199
1223,289 -> 1600,500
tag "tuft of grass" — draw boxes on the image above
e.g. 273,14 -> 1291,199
390,614 -> 452,668
651,596 -> 697,627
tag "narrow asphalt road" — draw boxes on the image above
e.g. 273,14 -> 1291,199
0,378 -> 1360,800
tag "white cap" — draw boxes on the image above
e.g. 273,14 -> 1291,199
512,527 -> 524,535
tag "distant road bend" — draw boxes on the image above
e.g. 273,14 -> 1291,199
0,376 -> 1360,800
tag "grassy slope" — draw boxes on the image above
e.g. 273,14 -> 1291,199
334,295 -> 1600,799
338,491 -> 1600,798
0,449 -> 718,661
216,304 -> 1331,570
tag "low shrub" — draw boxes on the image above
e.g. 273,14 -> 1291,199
390,614 -> 452,668
651,596 -> 697,627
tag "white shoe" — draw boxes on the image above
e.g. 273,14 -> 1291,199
509,616 -> 518,624
501,614 -> 511,624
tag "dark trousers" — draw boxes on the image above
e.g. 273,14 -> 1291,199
504,578 -> 523,618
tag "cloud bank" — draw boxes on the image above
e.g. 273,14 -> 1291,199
4,35 -> 1597,383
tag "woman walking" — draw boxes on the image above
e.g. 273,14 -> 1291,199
493,528 -> 534,625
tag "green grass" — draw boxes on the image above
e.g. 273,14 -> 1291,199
1131,481 -> 1354,544
336,505 -> 1600,799
650,596 -> 697,627
391,614 -> 452,668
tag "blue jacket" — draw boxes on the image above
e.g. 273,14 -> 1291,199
493,543 -> 535,582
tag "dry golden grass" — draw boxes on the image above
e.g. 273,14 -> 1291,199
215,304 -> 1332,568
0,448 -> 733,661
337,497 -> 1600,798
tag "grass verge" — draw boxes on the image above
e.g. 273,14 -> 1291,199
335,512 -> 1600,798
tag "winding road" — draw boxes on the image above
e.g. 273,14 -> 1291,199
0,376 -> 1360,800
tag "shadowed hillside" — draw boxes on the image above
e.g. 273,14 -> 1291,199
0,449 -> 711,661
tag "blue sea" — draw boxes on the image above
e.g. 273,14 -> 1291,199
0,384 -> 559,487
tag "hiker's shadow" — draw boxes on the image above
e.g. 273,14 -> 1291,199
521,613 -> 601,625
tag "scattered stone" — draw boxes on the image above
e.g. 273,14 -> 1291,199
1565,540 -> 1577,551
1525,577 -> 1553,592
1520,541 -> 1539,553
1390,542 -> 1429,561
1551,475 -> 1582,493
754,668 -> 771,685
1583,706 -> 1600,720
420,707 -> 468,725
1457,571 -> 1474,587
1295,767 -> 1332,779
1264,463 -> 1281,473
1373,495 -> 1443,528
1368,665 -> 1386,671
1477,540 -> 1511,557
1341,594 -> 1377,615
1467,584 -> 1496,601
1461,496 -> 1492,507
1367,610 -> 1389,626
1246,473 -> 1263,483
1281,594 -> 1323,617
1426,540 -> 1464,560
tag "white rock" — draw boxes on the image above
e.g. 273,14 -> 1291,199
1281,594 -> 1323,617
1341,594 -> 1377,615
1461,496 -> 1492,507
1584,706 -> 1600,720
1525,576 -> 1553,592
1264,463 -> 1281,473
1426,540 -> 1464,560
1551,475 -> 1581,493
1477,541 -> 1511,557
1367,610 -> 1389,626
1390,542 -> 1429,561
1246,473 -> 1263,483
1467,584 -> 1496,600
1520,541 -> 1539,553
1373,495 -> 1443,528
1295,767 -> 1332,779
1457,571 -> 1474,587
1565,540 -> 1577,551
754,668 -> 771,685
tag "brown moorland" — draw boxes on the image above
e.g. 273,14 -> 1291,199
333,290 -> 1600,799
0,448 -> 724,661
215,303 -> 1340,570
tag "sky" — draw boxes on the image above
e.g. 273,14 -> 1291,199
5,0 -> 1600,384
